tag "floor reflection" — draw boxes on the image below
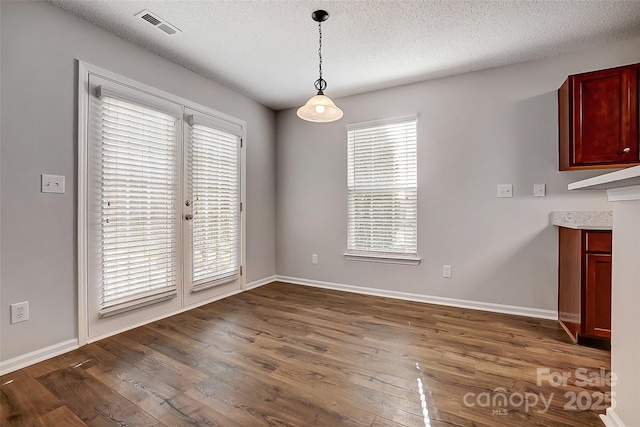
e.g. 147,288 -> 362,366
417,377 -> 432,426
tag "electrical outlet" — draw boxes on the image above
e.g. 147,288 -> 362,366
497,184 -> 513,198
312,254 -> 318,265
442,265 -> 452,278
10,301 -> 29,324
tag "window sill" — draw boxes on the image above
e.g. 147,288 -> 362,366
343,253 -> 421,265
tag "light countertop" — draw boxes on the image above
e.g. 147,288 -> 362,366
551,211 -> 613,230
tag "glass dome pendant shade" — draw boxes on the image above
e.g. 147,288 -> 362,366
297,10 -> 343,123
297,81 -> 343,123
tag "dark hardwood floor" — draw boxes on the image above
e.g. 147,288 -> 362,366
1,281 -> 610,426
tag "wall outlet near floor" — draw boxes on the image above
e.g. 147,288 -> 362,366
442,265 -> 452,278
497,184 -> 513,198
534,183 -> 546,197
10,301 -> 29,324
312,254 -> 318,265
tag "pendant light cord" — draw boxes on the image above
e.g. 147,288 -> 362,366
314,20 -> 327,93
318,20 -> 323,83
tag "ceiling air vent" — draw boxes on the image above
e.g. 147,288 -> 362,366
135,9 -> 181,35
141,13 -> 161,26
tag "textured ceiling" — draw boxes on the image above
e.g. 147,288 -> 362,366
49,0 -> 640,111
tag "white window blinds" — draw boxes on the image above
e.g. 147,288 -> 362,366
347,117 -> 418,257
98,94 -> 179,317
187,116 -> 240,289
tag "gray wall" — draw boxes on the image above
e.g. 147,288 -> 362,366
276,37 -> 640,311
0,0 -> 276,361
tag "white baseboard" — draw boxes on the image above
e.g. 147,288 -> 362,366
600,408 -> 627,427
0,339 -> 78,375
246,275 -> 277,290
276,275 -> 557,320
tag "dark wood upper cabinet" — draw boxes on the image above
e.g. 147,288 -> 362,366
559,63 -> 640,171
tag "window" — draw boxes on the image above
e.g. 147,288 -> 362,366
346,116 -> 418,264
80,63 -> 245,341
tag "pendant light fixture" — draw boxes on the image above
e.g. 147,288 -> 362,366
297,10 -> 344,122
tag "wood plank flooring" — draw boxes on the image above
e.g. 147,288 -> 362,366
1,281 -> 611,426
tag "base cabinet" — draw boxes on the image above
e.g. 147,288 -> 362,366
558,228 -> 612,344
584,254 -> 612,339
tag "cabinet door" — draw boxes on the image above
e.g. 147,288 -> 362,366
584,254 -> 612,339
558,228 -> 582,342
573,66 -> 638,166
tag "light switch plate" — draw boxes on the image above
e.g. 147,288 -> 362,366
497,184 -> 513,198
534,184 -> 546,197
41,174 -> 65,194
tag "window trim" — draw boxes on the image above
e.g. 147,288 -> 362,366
345,114 -> 420,265
343,252 -> 420,265
77,60 -> 247,345
345,114 -> 419,133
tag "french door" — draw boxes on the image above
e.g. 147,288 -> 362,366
82,68 -> 243,341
